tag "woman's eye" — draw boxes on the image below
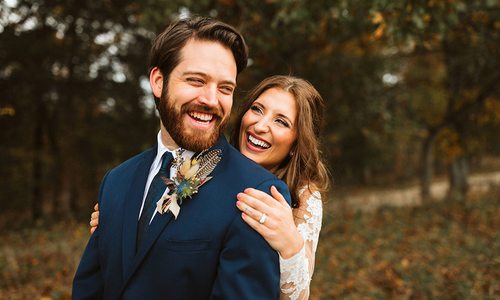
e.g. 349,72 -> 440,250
250,105 -> 263,114
276,118 -> 290,128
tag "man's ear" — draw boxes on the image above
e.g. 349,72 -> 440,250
150,67 -> 164,98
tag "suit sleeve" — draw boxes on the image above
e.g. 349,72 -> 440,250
209,179 -> 292,300
72,172 -> 110,300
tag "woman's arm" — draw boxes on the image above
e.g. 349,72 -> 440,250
236,186 -> 323,300
279,188 -> 322,300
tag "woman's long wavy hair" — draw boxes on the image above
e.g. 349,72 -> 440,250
231,75 -> 330,208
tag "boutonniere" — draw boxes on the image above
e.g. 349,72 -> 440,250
156,148 -> 222,219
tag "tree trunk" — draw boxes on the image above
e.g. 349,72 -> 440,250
32,101 -> 44,221
50,20 -> 78,221
420,131 -> 437,202
47,112 -> 70,220
363,166 -> 372,185
448,155 -> 469,199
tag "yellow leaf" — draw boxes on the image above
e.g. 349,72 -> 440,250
0,105 -> 15,116
371,11 -> 384,25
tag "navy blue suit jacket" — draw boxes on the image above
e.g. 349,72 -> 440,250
72,136 -> 291,299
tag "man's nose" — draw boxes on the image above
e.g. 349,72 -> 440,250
198,85 -> 218,107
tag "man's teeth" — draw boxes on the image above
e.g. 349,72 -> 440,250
248,135 -> 270,148
190,112 -> 213,122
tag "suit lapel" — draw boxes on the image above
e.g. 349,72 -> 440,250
121,147 -> 157,281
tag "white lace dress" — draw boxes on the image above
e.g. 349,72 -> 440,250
279,188 -> 323,300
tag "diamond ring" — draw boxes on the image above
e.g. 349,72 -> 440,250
259,213 -> 267,224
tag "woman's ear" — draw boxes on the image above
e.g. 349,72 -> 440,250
149,67 -> 164,98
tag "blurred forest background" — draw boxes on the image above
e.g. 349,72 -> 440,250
0,0 -> 499,299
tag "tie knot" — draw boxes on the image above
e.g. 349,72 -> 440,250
159,152 -> 174,174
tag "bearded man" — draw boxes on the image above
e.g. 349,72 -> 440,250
72,17 -> 291,300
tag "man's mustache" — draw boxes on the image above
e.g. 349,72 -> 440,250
181,103 -> 224,120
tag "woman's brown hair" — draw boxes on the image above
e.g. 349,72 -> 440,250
231,75 -> 330,208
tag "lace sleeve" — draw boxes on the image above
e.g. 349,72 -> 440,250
279,189 -> 323,300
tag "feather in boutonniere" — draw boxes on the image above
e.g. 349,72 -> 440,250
156,148 -> 221,219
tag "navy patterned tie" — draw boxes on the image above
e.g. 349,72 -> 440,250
137,151 -> 174,248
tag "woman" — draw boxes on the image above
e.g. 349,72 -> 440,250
90,75 -> 330,300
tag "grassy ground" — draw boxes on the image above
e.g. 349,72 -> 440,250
311,188 -> 499,299
0,221 -> 87,300
0,188 -> 498,299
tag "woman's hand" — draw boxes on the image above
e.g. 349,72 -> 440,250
90,203 -> 99,234
236,186 -> 304,259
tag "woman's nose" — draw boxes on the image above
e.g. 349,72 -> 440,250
254,117 -> 270,133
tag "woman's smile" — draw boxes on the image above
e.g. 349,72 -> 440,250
246,132 -> 271,150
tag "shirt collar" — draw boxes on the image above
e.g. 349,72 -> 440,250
155,131 -> 194,164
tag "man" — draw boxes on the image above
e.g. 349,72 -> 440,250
72,17 -> 291,299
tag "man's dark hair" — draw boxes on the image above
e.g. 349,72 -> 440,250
149,16 -> 248,105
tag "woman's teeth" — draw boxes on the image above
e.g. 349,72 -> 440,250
248,134 -> 270,149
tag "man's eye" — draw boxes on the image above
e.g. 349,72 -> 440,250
187,78 -> 204,85
219,86 -> 234,95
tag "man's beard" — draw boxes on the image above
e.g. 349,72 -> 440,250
158,90 -> 228,152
